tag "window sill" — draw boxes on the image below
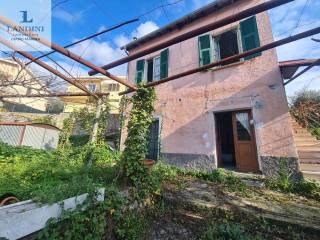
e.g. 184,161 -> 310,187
206,60 -> 245,72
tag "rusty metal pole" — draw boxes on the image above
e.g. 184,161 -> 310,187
25,18 -> 139,65
0,36 -> 95,97
88,0 -> 294,75
284,59 -> 320,85
0,15 -> 137,91
120,26 -> 320,95
0,92 -> 110,98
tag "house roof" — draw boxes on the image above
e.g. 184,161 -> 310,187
124,0 -> 241,51
279,59 -> 320,79
0,122 -> 60,131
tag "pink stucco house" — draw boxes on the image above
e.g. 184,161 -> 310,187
122,0 -> 300,177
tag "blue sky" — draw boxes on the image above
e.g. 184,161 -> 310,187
3,0 -> 320,97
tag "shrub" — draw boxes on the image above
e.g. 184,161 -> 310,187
201,223 -> 259,240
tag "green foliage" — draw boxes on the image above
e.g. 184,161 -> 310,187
72,97 -> 110,143
201,223 -> 261,240
115,209 -> 148,240
39,186 -> 126,240
46,98 -> 65,114
290,89 -> 320,107
152,163 -> 247,193
120,86 -> 156,199
265,159 -> 320,201
311,127 -> 320,139
290,89 -> 320,135
69,134 -> 90,147
32,115 -> 55,125
58,116 -> 75,149
0,141 -> 119,203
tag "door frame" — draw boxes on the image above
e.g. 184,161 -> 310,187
214,108 -> 259,172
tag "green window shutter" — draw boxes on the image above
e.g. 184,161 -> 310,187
240,16 -> 261,60
135,59 -> 145,84
198,34 -> 212,66
160,48 -> 169,79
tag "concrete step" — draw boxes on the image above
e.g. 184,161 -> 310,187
300,159 -> 320,164
297,146 -> 320,151
294,135 -> 319,141
302,171 -> 320,181
293,132 -> 314,138
300,163 -> 320,172
298,150 -> 320,159
293,131 -> 313,136
295,141 -> 320,147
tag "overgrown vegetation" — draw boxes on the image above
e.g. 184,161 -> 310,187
290,89 -> 320,139
2,86 -> 320,239
265,159 -> 320,201
32,115 -> 56,125
120,86 -> 157,199
0,141 -> 119,203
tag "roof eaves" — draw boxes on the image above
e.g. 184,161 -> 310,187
124,0 -> 239,51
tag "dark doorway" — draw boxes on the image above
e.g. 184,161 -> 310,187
215,112 -> 236,169
146,119 -> 160,161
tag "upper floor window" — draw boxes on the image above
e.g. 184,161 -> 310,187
135,48 -> 169,84
147,56 -> 161,82
198,16 -> 261,67
107,83 -> 120,91
88,83 -> 96,92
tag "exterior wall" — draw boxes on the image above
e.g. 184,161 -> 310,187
61,77 -> 126,114
0,59 -> 48,111
123,0 -> 299,176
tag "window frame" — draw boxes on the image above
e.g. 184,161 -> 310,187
212,26 -> 244,63
145,55 -> 161,82
88,83 -> 97,92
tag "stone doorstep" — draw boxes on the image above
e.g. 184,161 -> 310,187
163,180 -> 320,232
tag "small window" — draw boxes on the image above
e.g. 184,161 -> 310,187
88,84 -> 96,92
214,29 -> 241,65
107,83 -> 120,91
146,56 -> 161,82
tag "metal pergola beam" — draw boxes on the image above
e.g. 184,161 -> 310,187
0,36 -> 96,97
284,58 -> 320,86
0,92 -> 110,98
88,0 -> 294,75
120,26 -> 320,95
0,15 -> 137,91
25,18 -> 139,66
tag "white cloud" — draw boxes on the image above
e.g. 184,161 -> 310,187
53,8 -> 83,24
114,35 -> 130,48
131,21 -> 159,39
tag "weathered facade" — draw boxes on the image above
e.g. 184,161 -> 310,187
122,0 -> 299,177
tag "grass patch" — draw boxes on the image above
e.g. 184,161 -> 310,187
0,141 -> 119,203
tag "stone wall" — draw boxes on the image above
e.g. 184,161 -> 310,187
161,153 -> 215,172
260,156 -> 301,180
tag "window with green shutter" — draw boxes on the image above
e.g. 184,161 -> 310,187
198,34 -> 213,66
135,59 -> 145,84
160,48 -> 169,79
240,16 -> 261,60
